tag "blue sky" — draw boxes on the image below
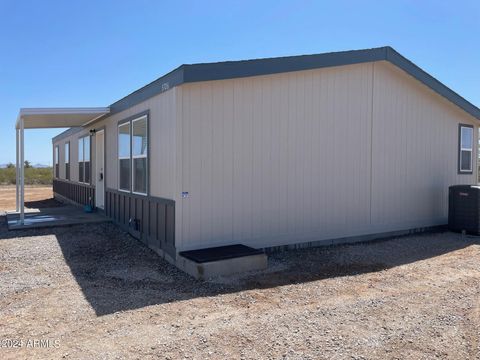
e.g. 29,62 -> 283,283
0,0 -> 479,165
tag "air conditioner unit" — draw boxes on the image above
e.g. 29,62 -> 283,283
448,185 -> 480,235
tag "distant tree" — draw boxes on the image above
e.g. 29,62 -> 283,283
24,160 -> 32,168
6,163 -> 15,169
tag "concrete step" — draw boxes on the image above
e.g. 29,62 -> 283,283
177,244 -> 268,280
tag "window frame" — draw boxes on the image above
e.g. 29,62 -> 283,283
118,121 -> 132,193
117,111 -> 149,196
78,135 -> 91,184
54,145 -> 59,178
458,124 -> 474,174
131,116 -> 148,195
65,142 -> 70,181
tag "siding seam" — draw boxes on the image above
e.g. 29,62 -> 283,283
369,62 -> 375,224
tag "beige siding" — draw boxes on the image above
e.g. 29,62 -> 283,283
51,60 -> 478,253
97,88 -> 177,199
52,88 -> 177,199
371,62 -> 477,228
177,61 -> 478,251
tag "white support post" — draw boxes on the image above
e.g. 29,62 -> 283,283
20,118 -> 24,224
15,128 -> 19,212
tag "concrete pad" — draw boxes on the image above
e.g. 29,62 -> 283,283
176,253 -> 268,280
6,206 -> 110,230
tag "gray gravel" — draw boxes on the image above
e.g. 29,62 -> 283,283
0,217 -> 479,359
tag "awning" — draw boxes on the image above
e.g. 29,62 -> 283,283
13,107 -> 110,225
15,107 -> 110,129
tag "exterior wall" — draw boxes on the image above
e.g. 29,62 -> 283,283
102,88 -> 177,199
51,88 -> 178,259
371,62 -> 477,228
52,88 -> 177,200
176,61 -> 478,251
53,136 -> 80,182
105,188 -> 176,260
51,60 -> 479,254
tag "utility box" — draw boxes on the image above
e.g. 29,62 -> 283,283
448,185 -> 480,235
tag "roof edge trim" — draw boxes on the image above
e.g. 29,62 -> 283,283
51,46 -> 480,143
385,47 -> 480,119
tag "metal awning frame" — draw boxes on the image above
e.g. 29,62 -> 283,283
14,107 -> 109,224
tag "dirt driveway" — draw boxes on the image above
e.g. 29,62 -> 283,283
0,185 -> 53,211
0,219 -> 479,359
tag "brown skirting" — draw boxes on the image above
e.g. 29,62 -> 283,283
105,188 -> 176,258
53,179 -> 95,207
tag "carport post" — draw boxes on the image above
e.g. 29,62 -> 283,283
20,118 -> 24,224
15,128 -> 19,212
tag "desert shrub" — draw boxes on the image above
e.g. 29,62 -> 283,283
0,167 -> 52,185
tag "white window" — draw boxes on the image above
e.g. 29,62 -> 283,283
118,115 -> 148,195
132,117 -> 148,194
65,142 -> 70,180
118,122 -> 131,191
459,125 -> 473,173
54,145 -> 59,178
78,136 -> 91,183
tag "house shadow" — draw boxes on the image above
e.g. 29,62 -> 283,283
1,216 -> 478,316
24,197 -> 65,209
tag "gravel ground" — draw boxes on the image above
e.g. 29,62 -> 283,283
0,217 -> 479,359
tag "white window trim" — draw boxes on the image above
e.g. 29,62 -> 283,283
78,138 -> 84,183
118,122 -> 131,193
132,171 -> 148,194
65,143 -> 69,164
54,146 -> 59,165
78,135 -> 90,184
54,145 -> 59,178
459,149 -> 473,173
132,116 -> 148,196
64,142 -> 70,181
459,126 -> 473,173
132,155 -> 148,195
117,115 -> 148,195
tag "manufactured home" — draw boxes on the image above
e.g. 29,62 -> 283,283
14,46 -> 480,276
